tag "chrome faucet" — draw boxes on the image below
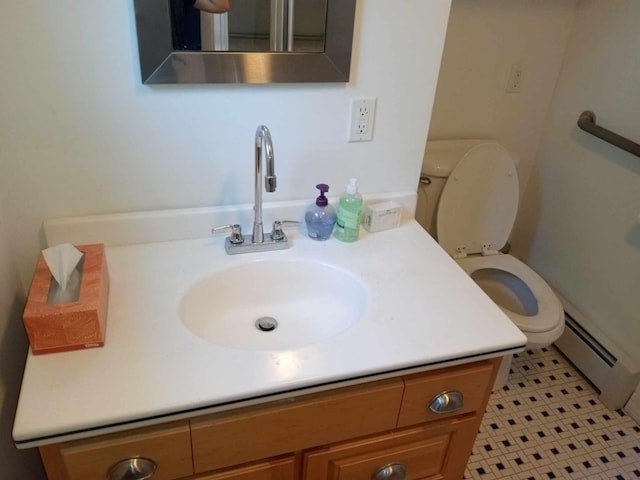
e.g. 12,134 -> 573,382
253,125 -> 276,243
211,125 -> 294,254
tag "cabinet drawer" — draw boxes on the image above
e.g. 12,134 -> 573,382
191,378 -> 404,473
40,421 -> 193,480
398,359 -> 497,428
194,455 -> 295,480
303,416 -> 479,480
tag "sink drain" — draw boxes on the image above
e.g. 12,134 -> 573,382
255,317 -> 278,332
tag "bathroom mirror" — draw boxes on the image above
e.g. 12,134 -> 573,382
133,0 -> 356,84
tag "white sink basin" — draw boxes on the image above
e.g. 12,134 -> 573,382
179,259 -> 370,350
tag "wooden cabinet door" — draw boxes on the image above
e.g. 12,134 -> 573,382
303,416 -> 479,480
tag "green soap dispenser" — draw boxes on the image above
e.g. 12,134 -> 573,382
335,178 -> 363,242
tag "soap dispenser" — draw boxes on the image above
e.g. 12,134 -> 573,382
305,184 -> 337,241
334,178 -> 363,242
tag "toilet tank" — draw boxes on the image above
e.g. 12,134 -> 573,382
416,139 -> 519,237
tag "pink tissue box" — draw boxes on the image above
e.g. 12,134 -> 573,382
23,244 -> 109,355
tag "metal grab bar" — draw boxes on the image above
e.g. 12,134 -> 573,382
577,110 -> 640,158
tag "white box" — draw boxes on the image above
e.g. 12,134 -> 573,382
363,201 -> 402,233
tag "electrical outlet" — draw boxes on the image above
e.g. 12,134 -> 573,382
506,64 -> 525,93
348,97 -> 377,142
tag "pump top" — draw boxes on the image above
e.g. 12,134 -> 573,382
315,184 -> 330,207
346,178 -> 358,195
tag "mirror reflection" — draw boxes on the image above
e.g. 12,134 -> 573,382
170,0 -> 327,53
133,0 -> 354,83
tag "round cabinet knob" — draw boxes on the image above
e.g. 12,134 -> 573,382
107,457 -> 157,480
429,390 -> 463,414
373,462 -> 406,480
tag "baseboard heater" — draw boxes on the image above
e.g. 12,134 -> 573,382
555,312 -> 639,410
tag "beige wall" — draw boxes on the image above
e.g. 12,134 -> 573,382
514,0 -> 640,363
427,0 -> 578,193
427,0 -> 640,369
0,203 -> 45,478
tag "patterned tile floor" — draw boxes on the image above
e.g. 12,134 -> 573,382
465,346 -> 640,480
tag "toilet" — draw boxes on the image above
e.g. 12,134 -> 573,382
418,140 -> 564,389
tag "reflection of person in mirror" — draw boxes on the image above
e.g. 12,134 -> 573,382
192,0 -> 230,13
171,0 -> 231,50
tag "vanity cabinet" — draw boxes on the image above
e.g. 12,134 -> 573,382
190,377 -> 404,473
39,421 -> 193,480
302,417 -> 479,480
191,456 -> 296,479
38,358 -> 498,480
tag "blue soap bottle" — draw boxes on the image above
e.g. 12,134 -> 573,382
305,184 -> 337,241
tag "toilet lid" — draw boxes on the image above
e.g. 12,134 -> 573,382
437,143 -> 519,256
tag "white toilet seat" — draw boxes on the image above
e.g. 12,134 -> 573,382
455,254 -> 564,334
428,139 -> 564,359
425,139 -> 565,389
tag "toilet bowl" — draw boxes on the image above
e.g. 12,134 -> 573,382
455,254 -> 565,349
420,140 -> 565,389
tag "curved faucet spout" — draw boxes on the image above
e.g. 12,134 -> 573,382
253,125 -> 276,243
256,126 -> 276,192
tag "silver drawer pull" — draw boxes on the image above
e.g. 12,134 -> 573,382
107,457 -> 157,480
372,462 -> 406,480
429,390 -> 463,414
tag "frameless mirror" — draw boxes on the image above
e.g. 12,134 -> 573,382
133,0 -> 356,84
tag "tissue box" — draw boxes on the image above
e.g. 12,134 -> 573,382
23,244 -> 109,355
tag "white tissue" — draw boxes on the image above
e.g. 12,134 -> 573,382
42,243 -> 83,291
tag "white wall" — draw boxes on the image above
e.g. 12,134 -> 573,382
0,0 -> 452,288
0,2 -> 451,473
513,0 -> 640,362
427,0 -> 577,193
0,202 -> 45,478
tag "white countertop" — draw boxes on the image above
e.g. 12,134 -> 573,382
13,201 -> 527,448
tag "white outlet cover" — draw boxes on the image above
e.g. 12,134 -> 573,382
348,97 -> 377,142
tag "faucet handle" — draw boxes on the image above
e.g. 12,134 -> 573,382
211,224 -> 244,244
270,220 -> 301,241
